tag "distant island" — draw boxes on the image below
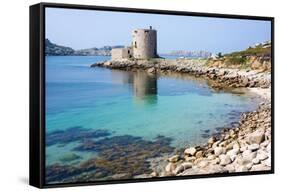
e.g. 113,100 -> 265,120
45,39 -> 212,58
45,39 -> 124,56
45,39 -> 75,56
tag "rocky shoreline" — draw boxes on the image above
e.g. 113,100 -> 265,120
91,58 -> 272,177
149,100 -> 271,177
91,58 -> 271,90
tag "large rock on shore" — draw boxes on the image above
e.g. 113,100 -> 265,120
247,129 -> 265,144
184,147 -> 197,156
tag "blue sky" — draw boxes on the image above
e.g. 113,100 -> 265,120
46,8 -> 271,54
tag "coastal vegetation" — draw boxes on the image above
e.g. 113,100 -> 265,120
207,41 -> 271,71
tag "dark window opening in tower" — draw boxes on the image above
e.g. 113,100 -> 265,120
134,41 -> 137,48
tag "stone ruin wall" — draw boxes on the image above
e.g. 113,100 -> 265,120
111,47 -> 133,60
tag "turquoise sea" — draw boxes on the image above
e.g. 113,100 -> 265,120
45,56 -> 259,169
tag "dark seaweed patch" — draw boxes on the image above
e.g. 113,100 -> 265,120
46,135 -> 174,183
46,163 -> 82,183
201,133 -> 210,139
46,126 -> 110,146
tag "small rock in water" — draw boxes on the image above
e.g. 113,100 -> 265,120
208,137 -> 216,145
59,153 -> 81,162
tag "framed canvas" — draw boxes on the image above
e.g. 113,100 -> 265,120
29,2 -> 274,188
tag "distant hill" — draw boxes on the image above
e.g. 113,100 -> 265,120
45,39 -> 124,56
45,39 -> 75,56
74,45 -> 124,56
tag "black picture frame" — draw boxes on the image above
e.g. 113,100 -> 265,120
30,2 -> 275,188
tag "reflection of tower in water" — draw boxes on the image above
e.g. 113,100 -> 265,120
132,70 -> 157,105
110,70 -> 157,105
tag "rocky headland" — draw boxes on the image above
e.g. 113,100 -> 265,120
45,39 -> 75,56
92,58 -> 271,90
45,39 -> 124,56
90,42 -> 272,177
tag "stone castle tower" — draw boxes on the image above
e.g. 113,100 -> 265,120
132,26 -> 157,59
111,26 -> 157,60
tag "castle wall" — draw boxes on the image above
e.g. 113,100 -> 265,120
132,29 -> 157,59
111,47 -> 133,60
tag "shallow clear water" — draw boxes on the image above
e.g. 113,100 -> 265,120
46,56 -> 259,165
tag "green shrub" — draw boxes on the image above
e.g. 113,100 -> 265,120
225,56 -> 247,65
225,47 -> 271,57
